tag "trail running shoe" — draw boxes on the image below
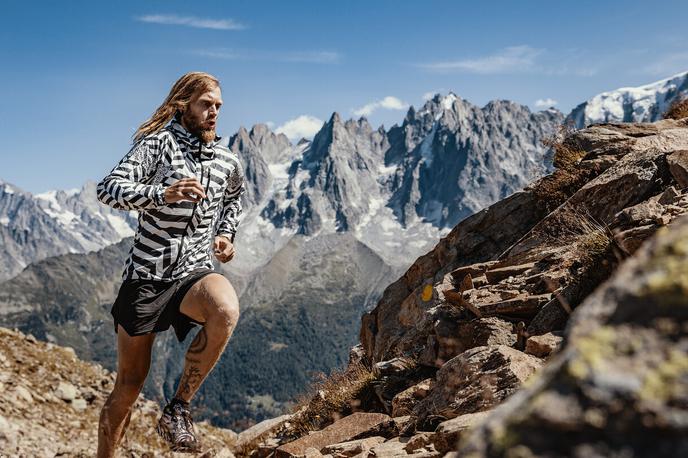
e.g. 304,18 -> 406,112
155,399 -> 202,453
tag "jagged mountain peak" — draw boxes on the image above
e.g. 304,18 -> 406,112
414,92 -> 463,121
0,179 -> 26,196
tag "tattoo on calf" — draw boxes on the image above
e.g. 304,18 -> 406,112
179,365 -> 203,397
188,327 -> 208,354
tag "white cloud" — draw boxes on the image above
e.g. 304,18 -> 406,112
191,49 -> 340,64
265,121 -> 275,129
276,115 -> 324,141
136,14 -> 246,30
535,98 -> 558,108
353,96 -> 409,117
418,45 -> 542,74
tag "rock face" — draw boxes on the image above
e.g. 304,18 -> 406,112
361,117 -> 688,370
386,95 -> 562,229
458,216 -> 688,457
0,326 -> 236,456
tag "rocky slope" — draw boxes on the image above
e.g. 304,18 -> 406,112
232,116 -> 688,456
0,326 -> 237,457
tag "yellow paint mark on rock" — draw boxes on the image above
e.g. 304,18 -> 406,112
421,284 -> 433,302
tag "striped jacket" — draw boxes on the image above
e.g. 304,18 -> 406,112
97,115 -> 245,281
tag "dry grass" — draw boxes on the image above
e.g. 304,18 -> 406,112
532,123 -> 596,213
542,122 -> 587,169
567,210 -> 615,266
287,362 -> 376,438
663,96 -> 688,120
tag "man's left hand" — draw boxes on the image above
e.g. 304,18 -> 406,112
213,235 -> 235,263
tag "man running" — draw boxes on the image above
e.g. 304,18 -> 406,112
96,71 -> 244,456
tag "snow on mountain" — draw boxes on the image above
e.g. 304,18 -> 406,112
567,70 -> 688,127
0,180 -> 136,281
227,94 -> 563,271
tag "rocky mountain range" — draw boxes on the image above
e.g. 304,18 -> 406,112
0,179 -> 135,281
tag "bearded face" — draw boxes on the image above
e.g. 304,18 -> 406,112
182,109 -> 216,144
181,84 -> 223,144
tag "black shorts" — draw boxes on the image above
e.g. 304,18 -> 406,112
111,268 -> 218,342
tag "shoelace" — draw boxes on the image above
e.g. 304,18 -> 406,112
170,403 -> 196,436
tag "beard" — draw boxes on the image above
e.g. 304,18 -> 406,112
182,111 -> 216,144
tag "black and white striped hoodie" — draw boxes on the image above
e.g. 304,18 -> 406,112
97,114 -> 245,281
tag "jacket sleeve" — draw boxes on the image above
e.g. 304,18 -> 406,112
96,138 -> 166,211
215,159 -> 246,243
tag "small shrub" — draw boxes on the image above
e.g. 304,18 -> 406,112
542,122 -> 586,170
288,362 -> 376,437
663,96 -> 688,120
569,211 -> 614,266
532,123 -> 595,213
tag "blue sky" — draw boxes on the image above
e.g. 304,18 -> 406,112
2,0 -> 688,193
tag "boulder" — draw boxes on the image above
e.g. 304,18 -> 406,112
366,436 -> 440,457
54,381 -> 77,402
413,346 -> 541,427
666,149 -> 688,187
320,436 -> 386,457
235,414 -> 292,453
525,332 -> 563,357
391,379 -> 434,417
275,413 -> 392,457
420,317 -> 515,368
432,411 -> 490,453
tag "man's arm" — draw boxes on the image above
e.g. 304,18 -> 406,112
96,138 -> 167,211
215,160 -> 246,243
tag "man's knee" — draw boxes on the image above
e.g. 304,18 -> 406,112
212,298 -> 240,328
206,276 -> 240,326
114,370 -> 148,397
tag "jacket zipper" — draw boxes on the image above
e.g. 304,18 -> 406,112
167,147 -> 211,277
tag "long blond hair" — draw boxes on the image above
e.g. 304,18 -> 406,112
133,72 -> 220,143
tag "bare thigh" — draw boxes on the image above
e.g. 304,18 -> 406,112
179,273 -> 239,324
115,324 -> 155,386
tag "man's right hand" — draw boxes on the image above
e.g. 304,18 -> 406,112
164,178 -> 206,203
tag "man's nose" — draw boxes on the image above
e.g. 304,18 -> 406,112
209,105 -> 219,116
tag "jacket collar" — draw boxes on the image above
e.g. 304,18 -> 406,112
168,113 -> 220,161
